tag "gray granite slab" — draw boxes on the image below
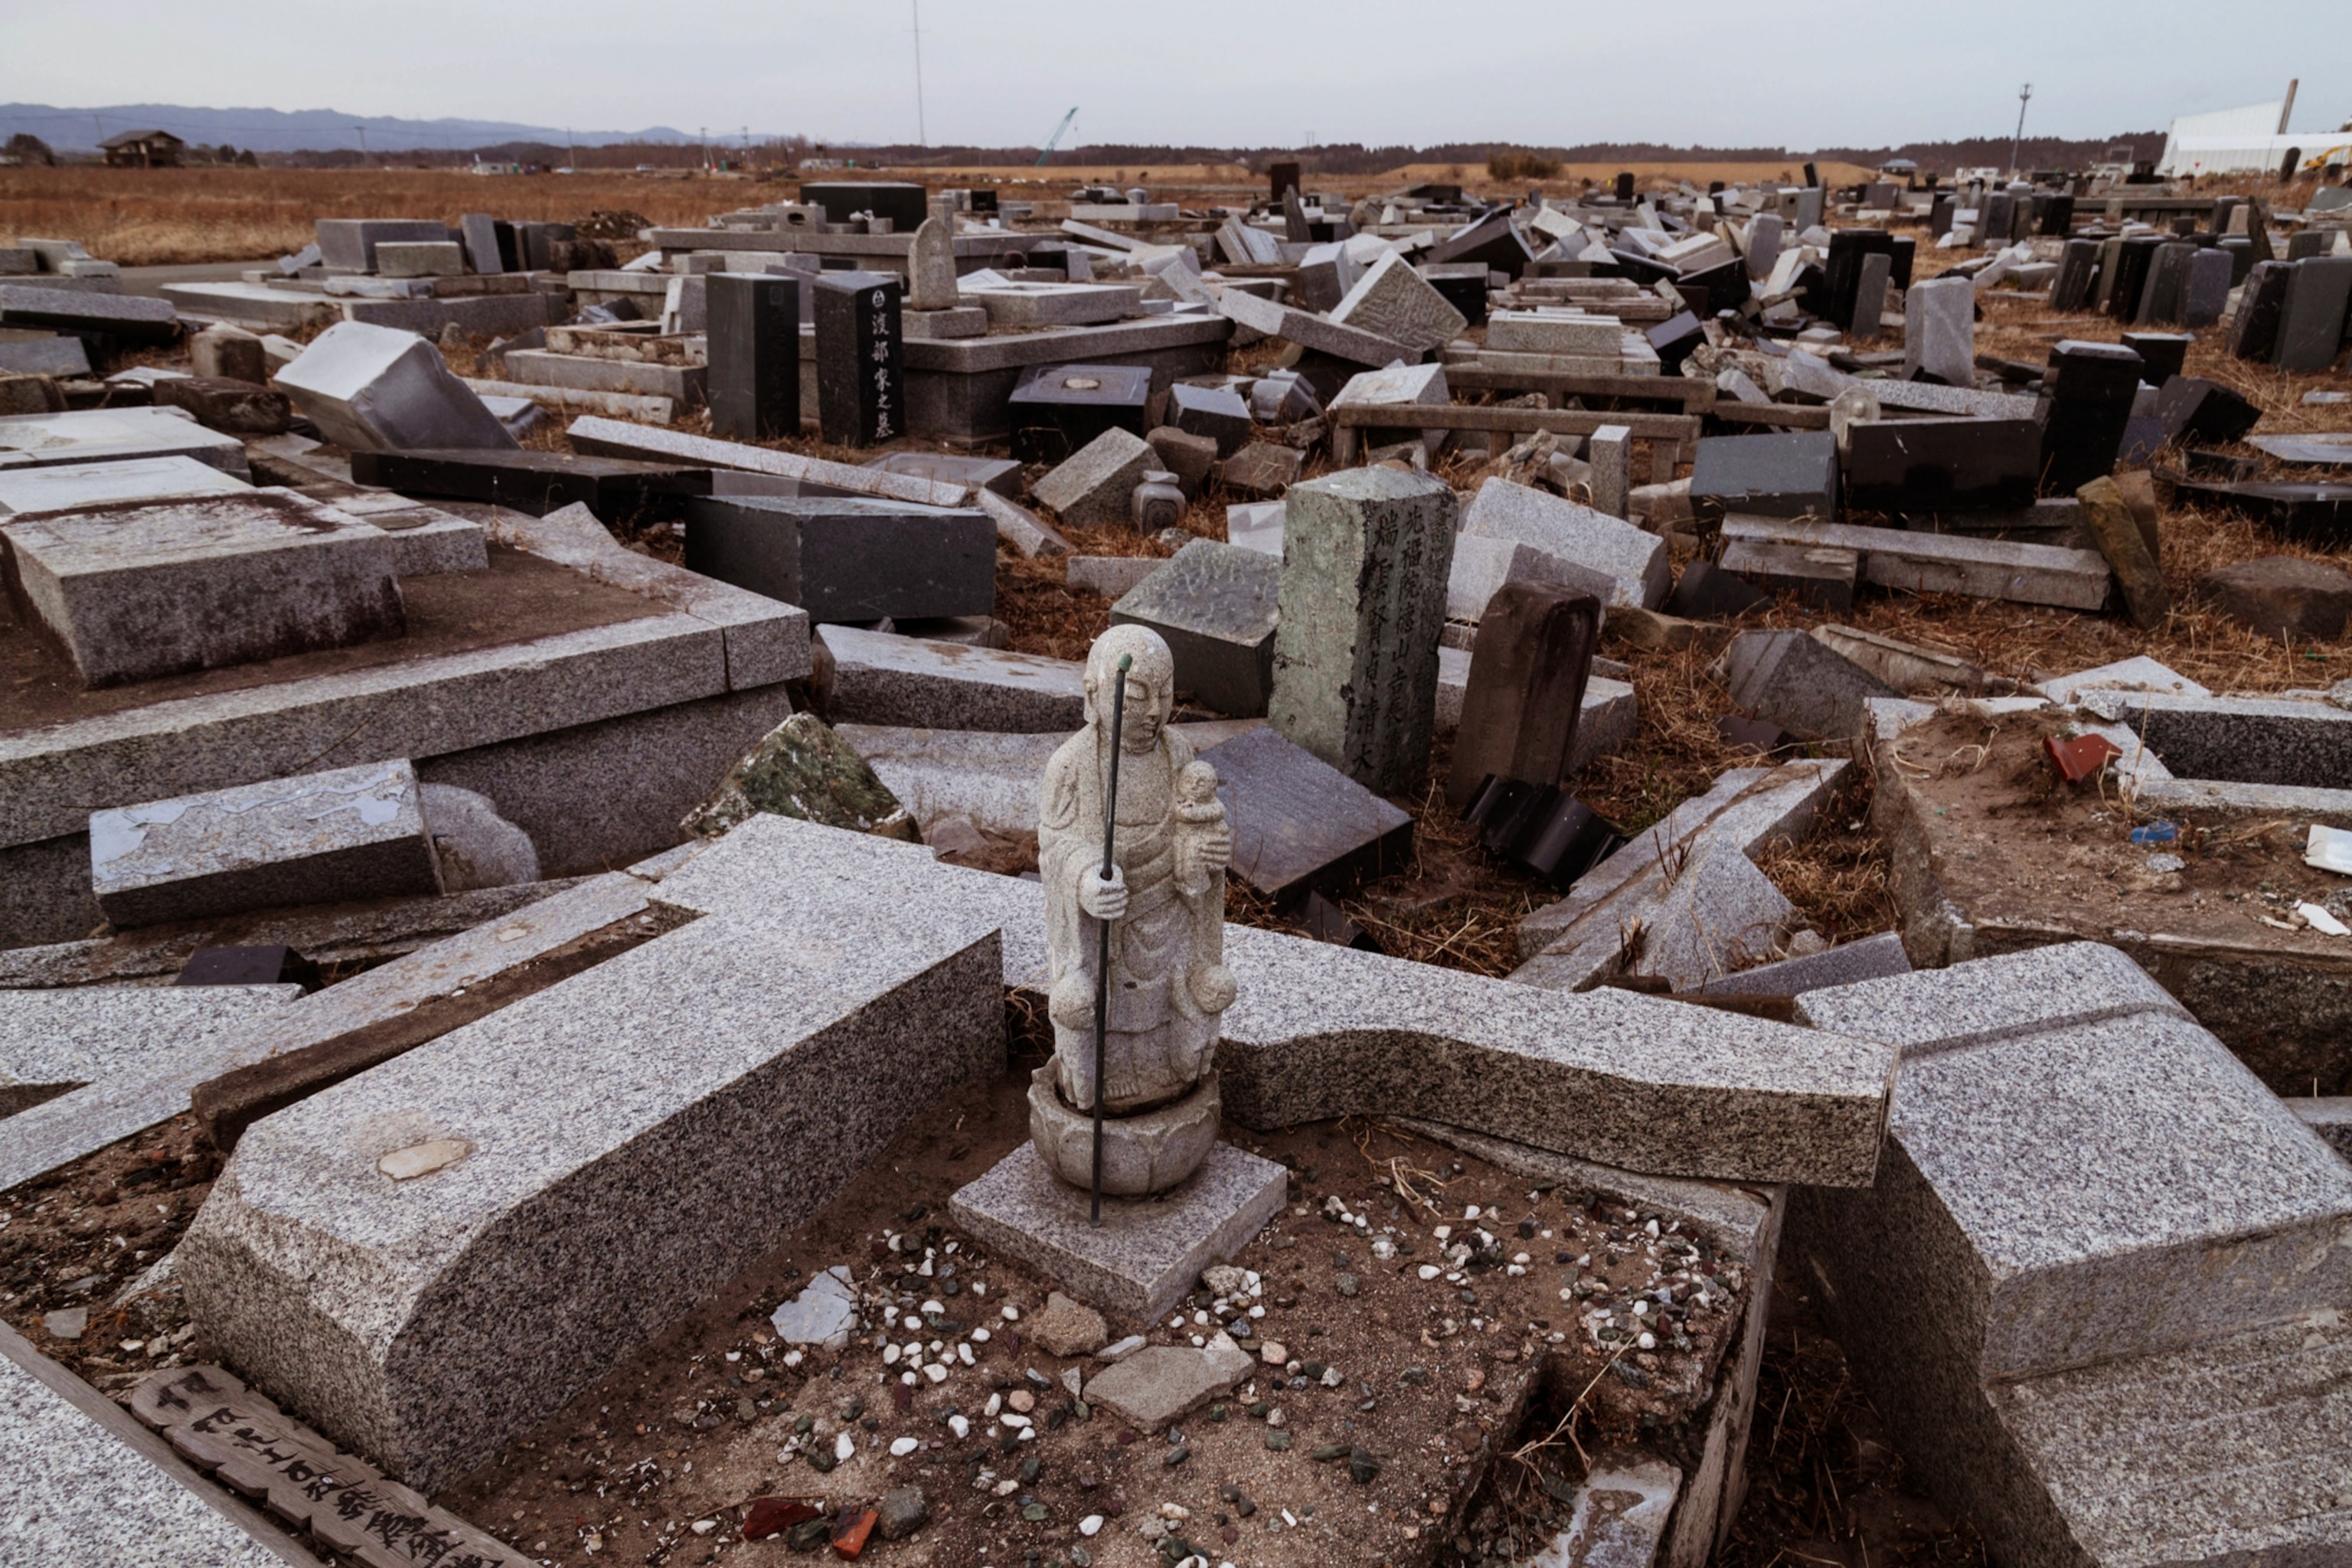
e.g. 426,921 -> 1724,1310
3,489 -> 406,689
273,320 -> 516,454
2073,690 -> 2352,792
90,759 -> 441,929
1459,479 -> 1670,610
0,613 -> 730,854
1720,514 -> 2112,611
0,984 -> 301,1123
0,456 -> 250,516
818,625 -> 1086,733
0,1323 -> 306,1566
1328,252 -> 1467,354
949,1141 -> 1285,1321
181,846 -> 1005,1490
0,407 -> 250,477
1199,724 -> 1413,901
1795,939 -> 2190,1057
1213,286 -> 1410,367
1696,931 -> 1913,998
1081,1334 -> 1257,1432
1713,628 -> 1898,742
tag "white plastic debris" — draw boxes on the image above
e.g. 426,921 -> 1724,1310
2300,902 -> 2350,937
2308,825 -> 2352,875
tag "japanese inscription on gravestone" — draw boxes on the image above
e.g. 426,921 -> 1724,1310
815,270 -> 904,447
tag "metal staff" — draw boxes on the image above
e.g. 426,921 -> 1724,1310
1091,652 -> 1132,1227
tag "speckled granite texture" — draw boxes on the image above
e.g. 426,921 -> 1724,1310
0,984 -> 300,1122
949,1140 -> 1285,1320
181,839 -> 1004,1491
1790,941 -> 2352,1567
0,1328 -> 298,1566
817,625 -> 1087,733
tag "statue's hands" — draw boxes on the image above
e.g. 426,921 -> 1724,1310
1079,865 -> 1129,922
1193,821 -> 1233,874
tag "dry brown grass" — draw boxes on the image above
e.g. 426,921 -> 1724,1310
0,166 -> 750,266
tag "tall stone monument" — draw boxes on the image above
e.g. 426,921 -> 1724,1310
813,270 -> 903,445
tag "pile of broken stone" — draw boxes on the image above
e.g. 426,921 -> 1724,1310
0,162 -> 2350,1568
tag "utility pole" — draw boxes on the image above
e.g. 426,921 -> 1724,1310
567,127 -> 576,168
2010,83 -> 2033,180
355,126 -> 368,166
910,0 -> 929,147
701,126 -> 708,171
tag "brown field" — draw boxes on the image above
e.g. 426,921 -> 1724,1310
4,158 -> 1918,266
0,166 -> 758,266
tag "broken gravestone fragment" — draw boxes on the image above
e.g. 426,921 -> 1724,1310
681,711 -> 919,842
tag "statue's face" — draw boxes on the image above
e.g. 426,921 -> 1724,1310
1118,676 -> 1163,752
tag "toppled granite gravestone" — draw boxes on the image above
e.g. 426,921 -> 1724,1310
1267,466 -> 1457,792
683,494 -> 995,623
1327,250 -> 1468,354
1009,364 -> 1155,465
816,626 -> 1086,732
0,407 -> 250,475
1791,942 -> 2352,1568
348,446 -> 712,518
1211,286 -> 1407,368
1109,538 -> 1281,717
1447,580 -> 1601,812
2,488 -> 407,688
1459,478 -> 1670,609
90,759 -> 443,929
1690,432 -> 1839,520
1197,724 -> 1413,901
2076,475 -> 2169,630
149,376 -> 292,437
190,325 -> 266,384
1694,930 -> 1912,998
678,712 -> 917,842
1031,426 -> 1155,528
1167,382 -> 1252,456
1844,417 -> 2040,512
2039,339 -> 2141,497
1903,274 -> 1976,387
1066,554 -> 1164,599
1719,514 -> 2112,611
180,817 -> 1008,1491
274,321 -> 518,453
1220,441 -> 1305,499
1145,424 -> 1218,498
1714,629 -> 1899,741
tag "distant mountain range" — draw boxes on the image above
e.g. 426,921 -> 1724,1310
0,103 -> 773,155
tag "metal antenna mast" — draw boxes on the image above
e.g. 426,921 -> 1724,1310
2010,83 -> 2034,180
910,0 -> 929,147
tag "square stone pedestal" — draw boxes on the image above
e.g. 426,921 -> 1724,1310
950,1141 -> 1285,1321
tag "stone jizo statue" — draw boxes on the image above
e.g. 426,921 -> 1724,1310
1031,626 -> 1234,1196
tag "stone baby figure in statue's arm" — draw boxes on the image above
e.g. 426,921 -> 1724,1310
1032,626 -> 1236,1196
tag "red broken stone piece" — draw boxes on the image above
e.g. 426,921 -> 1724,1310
2043,733 -> 2122,784
742,1498 -> 819,1540
831,1506 -> 879,1558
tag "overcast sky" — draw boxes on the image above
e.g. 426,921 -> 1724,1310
5,0 -> 2347,150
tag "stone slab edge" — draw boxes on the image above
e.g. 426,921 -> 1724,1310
0,1317 -> 315,1566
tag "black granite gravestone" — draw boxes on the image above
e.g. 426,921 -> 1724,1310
1823,230 -> 1896,331
347,449 -> 712,517
2040,340 -> 2144,495
1008,363 -> 1152,464
813,270 -> 904,446
2106,237 -> 2163,322
1615,172 -> 1636,202
800,181 -> 929,232
2230,260 -> 2293,361
707,273 -> 802,443
2051,239 -> 2102,312
1847,418 -> 2042,511
175,945 -> 320,990
1645,312 -> 1706,376
684,495 -> 996,622
2119,332 -> 2191,384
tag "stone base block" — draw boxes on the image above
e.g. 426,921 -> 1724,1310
903,306 -> 988,340
949,1138 -> 1285,1321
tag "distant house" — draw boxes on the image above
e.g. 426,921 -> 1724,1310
100,129 -> 185,168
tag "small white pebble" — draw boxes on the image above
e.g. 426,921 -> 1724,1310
782,1350 -> 803,1367
1432,1225 -> 1452,1241
1079,1515 -> 1105,1537
1160,1503 -> 1191,1521
1417,1265 -> 1440,1281
924,1363 -> 949,1383
1001,1305 -> 1020,1322
971,1328 -> 991,1343
972,1281 -> 985,1295
1191,1335 -> 1205,1347
1638,1332 -> 1657,1350
883,1344 -> 902,1365
1464,1205 -> 1481,1220
1505,1265 -> 1525,1277
1248,1305 -> 1265,1318
957,1342 -> 975,1365
903,1315 -> 921,1331
1170,1316 -> 1184,1329
1001,1413 -> 1031,1429
948,1414 -> 971,1439
691,1519 -> 715,1536
724,1351 -> 740,1362
890,1437 -> 920,1457
984,1392 -> 1002,1416
900,1370 -> 916,1387
923,1300 -> 944,1315
1193,1310 -> 1210,1326
834,1432 -> 855,1462
1512,1253 -> 1531,1266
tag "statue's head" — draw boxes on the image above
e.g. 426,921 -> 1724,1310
1084,625 -> 1174,754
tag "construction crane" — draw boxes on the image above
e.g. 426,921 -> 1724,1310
1037,107 -> 1078,168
